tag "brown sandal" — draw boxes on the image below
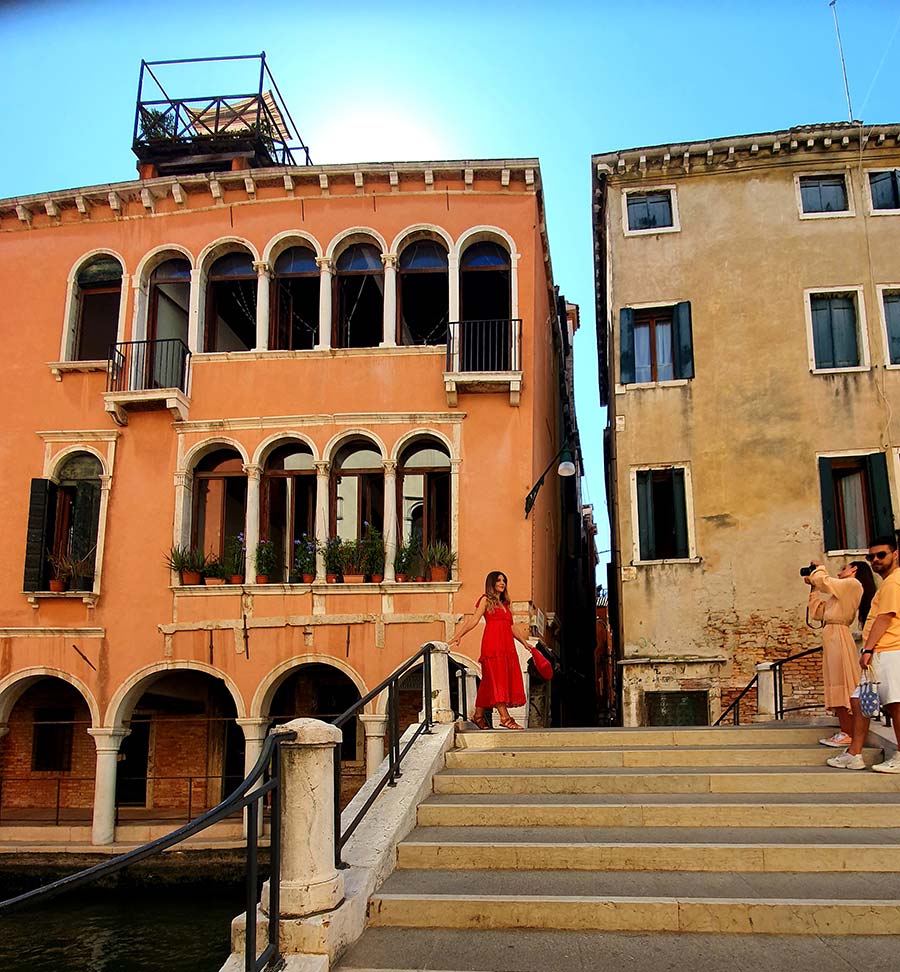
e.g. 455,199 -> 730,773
499,717 -> 524,730
471,713 -> 489,730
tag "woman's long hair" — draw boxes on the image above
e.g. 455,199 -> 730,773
484,570 -> 510,612
850,560 -> 877,627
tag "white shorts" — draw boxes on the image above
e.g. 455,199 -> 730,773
872,651 -> 900,706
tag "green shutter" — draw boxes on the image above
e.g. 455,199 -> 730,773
636,470 -> 655,560
818,458 -> 838,552
71,480 -> 101,564
811,297 -> 835,369
673,302 -> 694,379
885,293 -> 900,365
23,479 -> 57,591
619,308 -> 635,384
672,468 -> 689,558
865,453 -> 894,541
831,297 -> 859,368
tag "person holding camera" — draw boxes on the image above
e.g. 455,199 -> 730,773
804,558 -> 875,749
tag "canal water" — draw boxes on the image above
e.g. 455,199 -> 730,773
0,886 -> 243,972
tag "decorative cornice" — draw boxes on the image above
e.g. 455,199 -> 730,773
176,412 -> 467,434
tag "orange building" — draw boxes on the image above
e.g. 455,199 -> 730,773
0,60 -> 593,844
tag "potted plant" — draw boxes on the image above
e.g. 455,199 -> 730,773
223,534 -> 245,584
393,538 -> 418,582
425,541 -> 458,582
165,544 -> 206,585
204,557 -> 228,585
254,539 -> 277,584
293,534 -> 317,583
47,552 -> 73,593
363,526 -> 385,583
320,537 -> 343,583
340,537 -> 366,583
70,549 -> 96,592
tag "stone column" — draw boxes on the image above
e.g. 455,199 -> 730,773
315,258 -> 333,350
264,719 -> 344,918
381,253 -> 397,348
188,268 -> 203,352
358,713 -> 388,779
382,459 -> 397,583
428,642 -> 454,724
244,464 -> 262,579
237,717 -> 269,836
253,261 -> 271,351
88,727 -> 129,846
314,461 -> 330,581
755,662 -> 777,721
464,669 -> 478,718
448,254 -> 460,324
449,458 -> 461,575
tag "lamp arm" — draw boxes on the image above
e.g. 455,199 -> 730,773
524,444 -> 570,518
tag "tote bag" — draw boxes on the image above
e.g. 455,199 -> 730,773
858,670 -> 882,719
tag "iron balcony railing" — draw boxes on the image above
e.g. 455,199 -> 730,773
107,338 -> 191,394
446,319 -> 522,374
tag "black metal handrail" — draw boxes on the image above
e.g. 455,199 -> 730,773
107,338 -> 191,394
445,319 -> 522,374
331,643 -> 440,868
0,729 -> 297,972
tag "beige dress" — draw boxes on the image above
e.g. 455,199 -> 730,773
808,567 -> 862,710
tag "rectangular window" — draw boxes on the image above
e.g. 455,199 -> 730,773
810,293 -> 860,369
626,191 -> 674,231
32,707 -> 75,772
636,467 -> 689,561
818,454 -> 893,552
619,302 -> 693,385
869,170 -> 900,211
884,291 -> 900,364
799,175 -> 849,214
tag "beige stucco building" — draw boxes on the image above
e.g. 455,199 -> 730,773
593,122 -> 900,726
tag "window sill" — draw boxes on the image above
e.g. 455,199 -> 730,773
631,557 -> 702,566
443,371 -> 523,407
48,360 -> 108,382
24,590 -> 99,608
811,366 -> 871,375
623,226 -> 680,237
798,210 -> 855,220
172,581 -> 462,594
615,379 -> 690,393
868,208 -> 900,217
192,347 -> 444,363
824,548 -> 868,557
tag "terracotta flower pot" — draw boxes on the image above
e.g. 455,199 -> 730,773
49,579 -> 67,593
229,575 -> 244,585
205,577 -> 226,586
395,573 -> 407,582
326,573 -> 339,583
255,574 -> 269,584
343,573 -> 365,584
415,575 -> 425,583
181,570 -> 202,585
430,566 -> 449,582
302,573 -> 315,584
370,573 -> 383,584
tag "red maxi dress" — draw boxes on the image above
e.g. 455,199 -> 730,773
475,596 -> 526,708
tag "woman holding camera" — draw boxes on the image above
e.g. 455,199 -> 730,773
805,561 -> 875,748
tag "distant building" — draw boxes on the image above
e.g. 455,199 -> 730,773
593,122 -> 900,727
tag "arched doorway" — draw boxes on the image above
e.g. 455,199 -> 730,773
396,657 -> 472,732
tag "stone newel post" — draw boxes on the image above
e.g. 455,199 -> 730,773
266,718 -> 345,918
428,642 -> 455,724
88,727 -> 129,846
359,713 -> 388,779
755,662 -> 777,720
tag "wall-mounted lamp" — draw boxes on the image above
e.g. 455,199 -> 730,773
524,444 -> 576,518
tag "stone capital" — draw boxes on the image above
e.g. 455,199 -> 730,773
274,717 -> 342,747
243,462 -> 262,481
382,459 -> 398,474
358,713 -> 388,735
236,717 -> 271,741
252,260 -> 272,278
314,460 -> 330,475
380,252 -> 398,269
88,727 -> 130,753
315,256 -> 333,273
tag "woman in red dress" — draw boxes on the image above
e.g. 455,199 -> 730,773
448,570 -> 529,730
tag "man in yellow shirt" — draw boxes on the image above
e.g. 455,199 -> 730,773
827,535 -> 900,772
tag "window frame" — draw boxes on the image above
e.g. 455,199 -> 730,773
204,253 -> 258,353
629,463 -> 699,565
878,284 -> 900,370
329,444 -> 385,542
397,443 -> 452,552
332,243 -> 385,350
396,240 -> 450,346
191,451 -> 248,560
794,171 -> 855,220
817,450 -> 894,555
865,168 -> 900,215
261,446 -> 317,581
31,706 -> 75,773
61,253 -> 128,363
270,246 -> 320,351
621,185 -> 680,237
804,286 -> 870,374
616,299 -> 693,391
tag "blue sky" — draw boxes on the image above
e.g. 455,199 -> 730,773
3,0 -> 899,580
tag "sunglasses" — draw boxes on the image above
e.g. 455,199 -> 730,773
866,551 -> 893,562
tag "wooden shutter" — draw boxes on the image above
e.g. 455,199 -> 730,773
672,468 -> 689,558
831,297 -> 859,368
810,297 -> 835,369
673,302 -> 694,379
23,478 -> 57,591
619,308 -> 635,384
865,452 -> 894,540
818,458 -> 838,552
71,480 -> 100,562
885,293 -> 900,364
636,470 -> 655,560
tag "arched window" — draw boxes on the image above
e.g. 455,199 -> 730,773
74,257 -> 122,360
53,453 -> 102,581
147,258 -> 191,388
334,244 -> 383,349
331,442 -> 384,541
460,242 -> 511,370
205,253 -> 256,353
398,441 -> 450,552
398,240 -> 448,346
262,443 -> 316,581
192,449 -> 247,559
272,247 -> 319,350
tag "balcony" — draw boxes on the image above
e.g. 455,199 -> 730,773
104,339 -> 191,426
443,319 -> 523,406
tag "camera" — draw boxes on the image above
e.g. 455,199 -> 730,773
799,563 -> 817,577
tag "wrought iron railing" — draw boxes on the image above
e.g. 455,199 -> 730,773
0,730 -> 296,972
446,319 -> 522,373
107,338 -> 191,394
714,646 -> 824,726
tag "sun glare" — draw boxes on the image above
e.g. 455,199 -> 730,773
312,107 -> 456,165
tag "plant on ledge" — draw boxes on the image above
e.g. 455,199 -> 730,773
254,539 -> 278,583
339,537 -> 366,581
363,526 -> 385,581
164,544 -> 207,585
425,541 -> 457,582
393,537 -> 419,581
320,537 -> 343,581
70,548 -> 96,592
223,533 -> 245,582
47,551 -> 74,593
292,535 -> 317,582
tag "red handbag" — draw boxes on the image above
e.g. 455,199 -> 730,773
528,643 -> 553,681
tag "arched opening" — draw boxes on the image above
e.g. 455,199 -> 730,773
50,452 -> 102,590
398,439 -> 450,554
396,658 -> 471,733
267,664 -> 363,805
145,257 -> 191,388
460,241 -> 512,371
334,243 -> 383,349
262,442 -> 316,582
204,252 -> 257,352
0,678 -> 94,823
397,239 -> 448,346
331,440 -> 384,541
192,448 -> 247,561
272,246 -> 319,350
73,256 -> 122,360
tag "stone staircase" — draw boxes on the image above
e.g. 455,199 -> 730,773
336,725 -> 900,972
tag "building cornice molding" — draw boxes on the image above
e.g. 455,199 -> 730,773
176,411 -> 468,434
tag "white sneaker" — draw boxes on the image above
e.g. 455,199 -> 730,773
826,751 -> 866,770
819,732 -> 852,748
872,752 -> 900,774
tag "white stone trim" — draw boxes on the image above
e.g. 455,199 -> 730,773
195,237 -> 260,353
628,462 -> 698,565
60,249 -> 128,361
250,654 -> 368,720
178,435 -> 251,474
864,166 -> 900,216
454,225 -> 520,322
876,283 -> 900,368
390,223 -> 454,255
793,168 -> 856,220
177,411 -> 465,434
262,231 -> 325,265
322,429 -> 388,463
389,427 -> 457,463
131,244 -> 195,343
816,447 -> 891,554
0,666 -> 101,727
251,431 -> 320,466
803,285 -> 871,373
325,226 -> 388,261
620,185 -> 680,237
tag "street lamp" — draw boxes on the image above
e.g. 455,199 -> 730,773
524,444 -> 576,518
